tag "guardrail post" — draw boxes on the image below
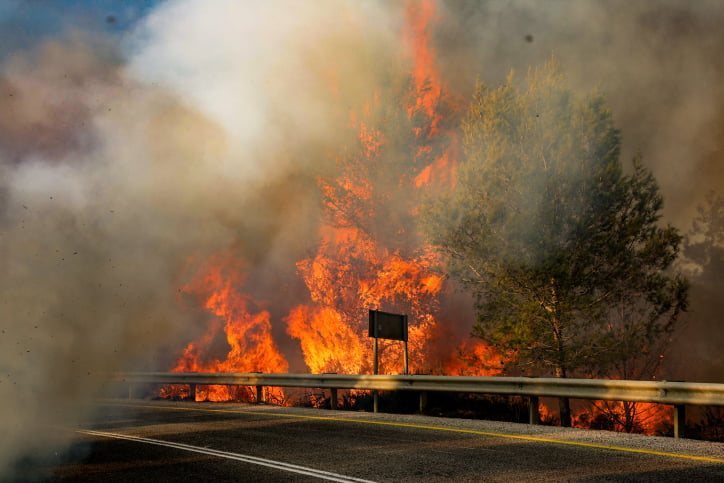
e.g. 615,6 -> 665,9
330,388 -> 338,410
419,391 -> 427,413
256,385 -> 264,404
128,383 -> 134,399
674,404 -> 686,438
189,384 -> 196,401
529,396 -> 540,425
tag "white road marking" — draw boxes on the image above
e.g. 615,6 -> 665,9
77,429 -> 376,483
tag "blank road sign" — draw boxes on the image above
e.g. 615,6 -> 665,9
368,309 -> 408,341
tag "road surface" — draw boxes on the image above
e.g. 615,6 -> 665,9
35,400 -> 724,481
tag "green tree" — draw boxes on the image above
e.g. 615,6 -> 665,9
422,60 -> 688,427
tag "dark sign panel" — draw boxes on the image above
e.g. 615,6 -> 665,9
368,309 -> 408,341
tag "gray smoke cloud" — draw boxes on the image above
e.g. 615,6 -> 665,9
1,0 -> 723,477
0,37 -> 261,476
436,0 -> 724,225
0,0 -> 403,476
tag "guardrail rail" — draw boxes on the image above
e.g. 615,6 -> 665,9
108,372 -> 724,438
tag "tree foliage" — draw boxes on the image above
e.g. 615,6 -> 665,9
422,60 -> 688,424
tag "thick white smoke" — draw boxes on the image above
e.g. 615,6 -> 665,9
0,1 -> 403,477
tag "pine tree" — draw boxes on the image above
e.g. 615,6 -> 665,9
422,60 -> 688,426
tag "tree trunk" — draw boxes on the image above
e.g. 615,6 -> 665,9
555,365 -> 572,427
558,397 -> 572,427
550,281 -> 572,427
622,401 -> 636,433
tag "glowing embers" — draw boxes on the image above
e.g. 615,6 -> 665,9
530,397 -> 673,434
575,400 -> 673,435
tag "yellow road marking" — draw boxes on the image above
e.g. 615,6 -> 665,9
102,401 -> 724,465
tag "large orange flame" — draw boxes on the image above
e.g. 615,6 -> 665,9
284,0 -> 484,377
161,250 -> 289,402
404,0 -> 443,136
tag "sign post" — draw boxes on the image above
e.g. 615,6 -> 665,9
368,309 -> 409,412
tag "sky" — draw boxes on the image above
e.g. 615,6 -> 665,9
0,0 -> 160,53
1,0 -> 723,478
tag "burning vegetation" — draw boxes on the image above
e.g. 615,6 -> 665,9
161,0 -> 502,401
157,1 -> 683,436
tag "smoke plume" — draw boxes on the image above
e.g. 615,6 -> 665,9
0,0 -> 402,476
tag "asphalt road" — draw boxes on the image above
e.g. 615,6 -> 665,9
34,400 -> 724,481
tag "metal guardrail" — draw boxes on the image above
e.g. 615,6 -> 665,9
110,372 -> 724,438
